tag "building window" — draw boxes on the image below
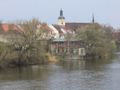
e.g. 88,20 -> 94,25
79,48 -> 85,56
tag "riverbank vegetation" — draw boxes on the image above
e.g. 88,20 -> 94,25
0,19 -> 117,68
0,19 -> 51,68
75,24 -> 116,59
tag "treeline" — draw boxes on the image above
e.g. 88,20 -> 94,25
112,29 -> 120,51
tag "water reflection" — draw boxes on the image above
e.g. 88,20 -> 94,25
0,65 -> 51,80
59,59 -> 112,71
0,56 -> 119,90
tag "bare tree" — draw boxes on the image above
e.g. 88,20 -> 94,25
11,18 -> 49,66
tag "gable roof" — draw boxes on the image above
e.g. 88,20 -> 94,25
53,22 -> 97,35
53,24 -> 63,34
65,22 -> 94,31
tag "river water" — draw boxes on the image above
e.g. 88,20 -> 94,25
0,53 -> 120,90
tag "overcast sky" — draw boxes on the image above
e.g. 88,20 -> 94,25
0,0 -> 120,28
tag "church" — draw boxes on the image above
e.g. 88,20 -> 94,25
48,9 -> 96,57
48,9 -> 96,40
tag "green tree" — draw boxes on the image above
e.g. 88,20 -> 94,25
75,24 -> 116,59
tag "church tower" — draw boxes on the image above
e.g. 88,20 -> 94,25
57,9 -> 65,26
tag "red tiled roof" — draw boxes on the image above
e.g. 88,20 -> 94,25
0,24 -> 22,32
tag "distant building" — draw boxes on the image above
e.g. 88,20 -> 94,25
0,23 -> 22,32
48,9 -> 96,40
0,23 -> 23,43
49,9 -> 97,56
50,40 -> 86,57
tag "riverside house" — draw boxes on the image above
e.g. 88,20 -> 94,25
50,39 -> 86,57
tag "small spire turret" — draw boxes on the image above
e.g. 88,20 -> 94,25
60,9 -> 63,17
92,13 -> 95,23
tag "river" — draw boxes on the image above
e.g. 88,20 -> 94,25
0,53 -> 120,90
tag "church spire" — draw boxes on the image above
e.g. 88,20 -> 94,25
58,9 -> 65,19
92,13 -> 95,23
60,9 -> 63,17
57,9 -> 65,26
